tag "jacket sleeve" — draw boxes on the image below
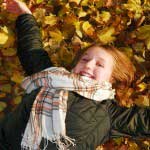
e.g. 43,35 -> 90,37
16,14 -> 52,76
108,101 -> 150,139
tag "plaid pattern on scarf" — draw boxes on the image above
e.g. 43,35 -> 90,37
21,67 -> 115,150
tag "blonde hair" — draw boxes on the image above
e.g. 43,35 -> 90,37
72,44 -> 135,103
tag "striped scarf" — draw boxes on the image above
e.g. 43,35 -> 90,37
21,67 -> 115,150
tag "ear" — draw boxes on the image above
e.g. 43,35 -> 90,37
110,77 -> 115,84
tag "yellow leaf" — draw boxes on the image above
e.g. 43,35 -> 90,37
49,29 -> 64,43
74,21 -> 83,38
81,0 -> 89,6
1,48 -> 16,56
143,0 -> 150,11
11,71 -> 24,84
134,55 -> 145,62
0,26 -> 15,48
97,26 -> 116,44
123,0 -> 143,19
44,14 -> 58,26
143,140 -> 150,146
137,82 -> 147,92
136,25 -> 150,49
0,27 -> 8,45
69,0 -> 81,5
71,36 -> 82,45
13,96 -> 22,105
58,4 -> 70,17
135,95 -> 150,106
137,25 -> 150,39
0,102 -> 7,112
0,84 -> 12,93
99,11 -> 111,23
128,141 -> 139,150
33,8 -> 46,23
113,137 -> 124,145
119,47 -> 133,58
82,21 -> 95,36
36,0 -> 43,4
145,37 -> 150,49
77,9 -> 87,18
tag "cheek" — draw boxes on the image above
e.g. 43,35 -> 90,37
95,69 -> 112,81
72,63 -> 82,73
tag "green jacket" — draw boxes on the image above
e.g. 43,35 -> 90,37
0,14 -> 149,150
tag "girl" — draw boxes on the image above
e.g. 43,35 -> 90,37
0,0 -> 149,150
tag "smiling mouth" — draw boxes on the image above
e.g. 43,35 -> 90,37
79,71 -> 95,79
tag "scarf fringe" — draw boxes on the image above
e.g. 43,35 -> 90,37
21,135 -> 75,150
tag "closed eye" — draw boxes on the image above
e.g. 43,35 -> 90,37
96,63 -> 104,67
81,58 -> 89,62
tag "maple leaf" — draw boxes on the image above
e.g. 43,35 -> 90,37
74,21 -> 83,38
99,11 -> 111,23
136,25 -> 150,49
44,14 -> 58,26
11,71 -> 24,84
123,0 -> 143,19
82,21 -> 95,36
97,26 -> 116,44
49,29 -> 64,43
135,95 -> 150,106
143,0 -> 150,11
33,8 -> 46,23
0,26 -> 15,48
36,0 -> 43,4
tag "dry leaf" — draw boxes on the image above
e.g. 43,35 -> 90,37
1,48 -> 16,56
44,14 -> 58,26
82,21 -> 95,36
0,26 -> 15,48
97,26 -> 116,44
0,102 -> 7,112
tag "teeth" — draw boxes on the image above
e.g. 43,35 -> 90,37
80,72 -> 93,78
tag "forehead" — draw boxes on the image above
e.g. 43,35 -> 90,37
83,46 -> 114,62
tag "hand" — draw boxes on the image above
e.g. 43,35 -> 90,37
2,0 -> 32,16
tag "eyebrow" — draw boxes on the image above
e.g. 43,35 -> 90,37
83,52 -> 105,62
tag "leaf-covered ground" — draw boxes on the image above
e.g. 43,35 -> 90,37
0,0 -> 150,149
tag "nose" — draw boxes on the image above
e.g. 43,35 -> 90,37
84,59 -> 95,70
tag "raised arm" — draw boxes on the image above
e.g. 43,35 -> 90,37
4,0 -> 52,75
16,14 -> 52,75
108,101 -> 150,139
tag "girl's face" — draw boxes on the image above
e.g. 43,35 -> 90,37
73,46 -> 114,84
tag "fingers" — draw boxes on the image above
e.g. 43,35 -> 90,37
1,0 -> 32,15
